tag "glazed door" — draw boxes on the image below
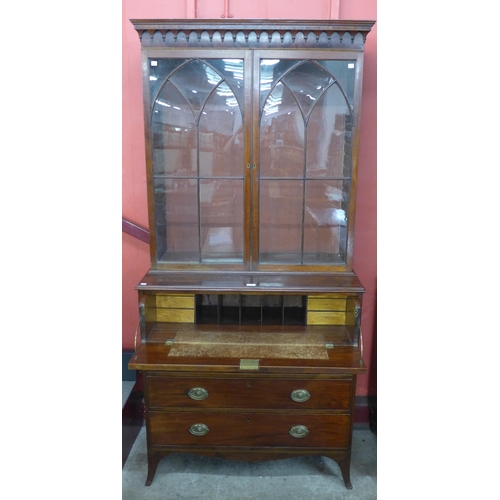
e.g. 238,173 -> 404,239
252,51 -> 364,272
144,49 -> 363,271
145,50 -> 252,269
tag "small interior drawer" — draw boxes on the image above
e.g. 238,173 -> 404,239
156,294 -> 195,309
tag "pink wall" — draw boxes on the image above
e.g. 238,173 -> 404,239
122,0 -> 377,396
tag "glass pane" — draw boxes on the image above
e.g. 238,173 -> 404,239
303,180 -> 349,264
199,81 -> 244,178
155,178 -> 199,263
259,180 -> 303,263
169,60 -> 222,116
149,58 -> 187,102
260,83 -> 304,178
207,59 -> 244,113
306,84 -> 351,178
260,59 -> 301,109
200,179 -> 244,263
318,60 -> 356,105
282,61 -> 334,118
152,81 -> 197,176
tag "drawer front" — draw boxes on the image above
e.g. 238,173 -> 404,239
307,311 -> 346,325
149,411 -> 350,448
148,376 -> 352,410
307,298 -> 346,311
156,294 -> 194,309
154,293 -> 195,323
156,308 -> 194,323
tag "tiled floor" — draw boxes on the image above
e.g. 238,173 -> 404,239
122,382 -> 377,499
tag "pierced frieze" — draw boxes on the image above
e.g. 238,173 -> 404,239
132,20 -> 375,49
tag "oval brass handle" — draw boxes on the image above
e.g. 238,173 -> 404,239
189,423 -> 209,436
289,425 -> 309,438
188,387 -> 209,400
290,389 -> 311,402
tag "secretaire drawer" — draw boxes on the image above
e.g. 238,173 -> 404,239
149,411 -> 350,448
147,376 -> 352,410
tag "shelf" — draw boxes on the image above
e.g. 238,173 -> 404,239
137,271 -> 365,294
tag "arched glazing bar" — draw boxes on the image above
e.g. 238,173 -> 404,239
258,58 -> 355,265
150,57 -> 245,264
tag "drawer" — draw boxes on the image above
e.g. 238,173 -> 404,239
147,376 -> 352,410
307,298 -> 346,311
154,294 -> 195,323
156,308 -> 194,323
156,294 -> 194,309
307,311 -> 346,325
149,411 -> 350,448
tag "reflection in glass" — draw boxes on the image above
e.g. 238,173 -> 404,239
282,61 -> 334,118
303,180 -> 349,264
201,180 -> 244,262
169,60 -> 221,115
260,84 -> 304,178
259,59 -> 300,109
152,82 -> 197,176
199,82 -> 244,178
318,60 -> 356,105
306,84 -> 351,178
149,59 -> 187,103
155,177 -> 199,263
259,180 -> 303,263
209,59 -> 244,113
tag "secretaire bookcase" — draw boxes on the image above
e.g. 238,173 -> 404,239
128,19 -> 375,490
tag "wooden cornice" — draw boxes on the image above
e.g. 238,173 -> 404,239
130,19 -> 375,49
